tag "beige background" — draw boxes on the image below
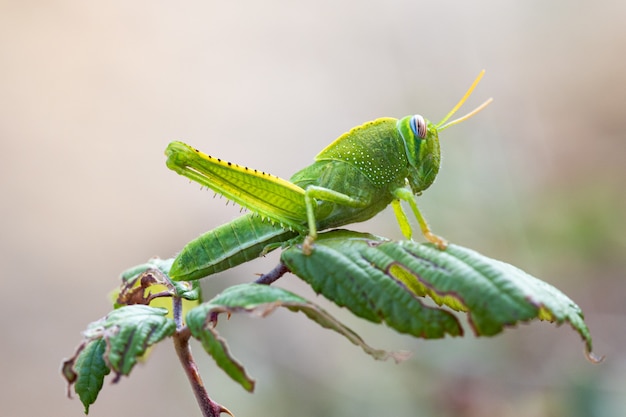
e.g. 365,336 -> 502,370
1,1 -> 625,416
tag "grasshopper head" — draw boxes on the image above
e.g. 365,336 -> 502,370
396,115 -> 441,194
398,70 -> 493,195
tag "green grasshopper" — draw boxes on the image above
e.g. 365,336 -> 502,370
165,71 -> 492,281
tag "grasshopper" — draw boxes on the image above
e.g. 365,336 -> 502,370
165,71 -> 492,281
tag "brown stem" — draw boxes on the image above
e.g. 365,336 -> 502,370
173,327 -> 233,417
255,262 -> 290,285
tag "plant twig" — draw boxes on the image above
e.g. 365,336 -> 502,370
172,297 -> 233,417
173,294 -> 184,330
255,262 -> 290,285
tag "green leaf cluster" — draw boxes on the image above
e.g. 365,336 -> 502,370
282,230 -> 595,350
62,306 -> 175,413
62,231 -> 600,414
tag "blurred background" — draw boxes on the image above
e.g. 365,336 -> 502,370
1,1 -> 625,416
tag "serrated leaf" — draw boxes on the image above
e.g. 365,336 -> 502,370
62,338 -> 110,414
281,231 -> 463,339
281,230 -> 597,358
63,306 -> 176,413
87,305 -> 176,377
187,284 -> 406,391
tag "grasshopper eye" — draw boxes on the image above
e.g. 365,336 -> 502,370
410,115 -> 427,139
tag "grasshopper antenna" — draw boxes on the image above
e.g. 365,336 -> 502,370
437,69 -> 493,131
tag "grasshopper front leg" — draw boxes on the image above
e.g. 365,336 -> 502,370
392,188 -> 448,250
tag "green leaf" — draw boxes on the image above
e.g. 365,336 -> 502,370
282,230 -> 598,359
86,305 -> 176,377
62,339 -> 110,414
187,284 -> 406,391
187,309 -> 256,392
282,231 -> 463,339
170,279 -> 202,301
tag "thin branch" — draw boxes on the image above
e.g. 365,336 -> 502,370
173,295 -> 183,330
255,262 -> 290,285
172,296 -> 232,417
